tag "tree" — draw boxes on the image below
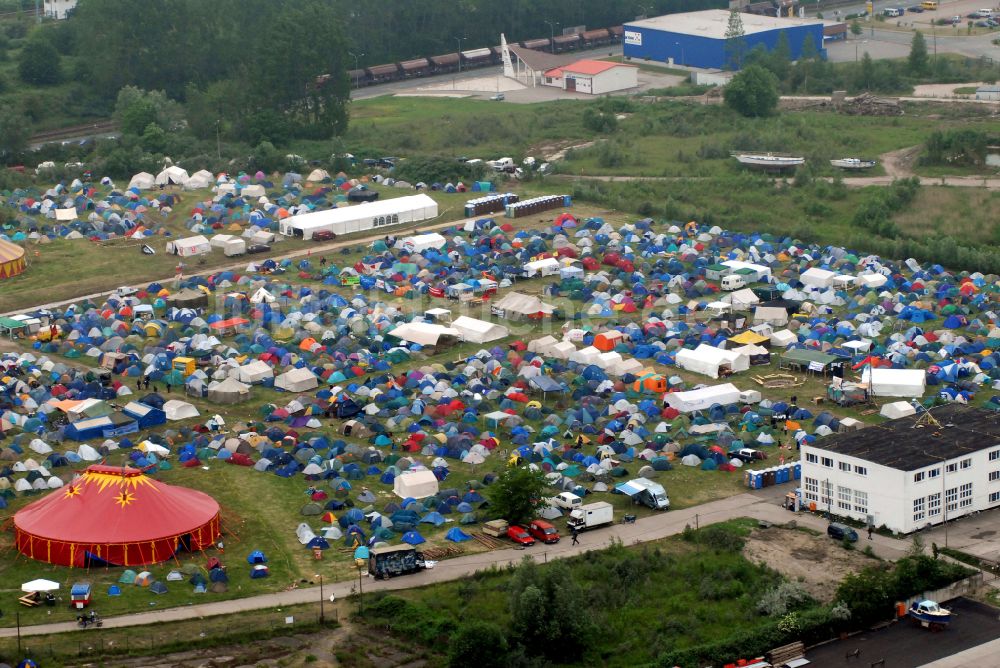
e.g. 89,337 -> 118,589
17,37 -> 61,85
114,87 -> 185,137
724,64 -> 780,117
908,31 -> 929,76
850,19 -> 863,36
486,466 -> 548,526
508,560 -> 594,661
858,52 -> 875,91
724,8 -> 747,70
447,621 -> 509,668
0,109 -> 31,164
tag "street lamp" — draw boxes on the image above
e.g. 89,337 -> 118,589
348,51 -> 364,87
356,563 -> 364,614
854,39 -> 867,62
675,41 -> 685,66
316,574 -> 325,624
544,20 -> 559,46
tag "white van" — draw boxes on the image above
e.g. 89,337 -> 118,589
976,8 -> 994,17
721,275 -> 747,291
884,7 -> 903,16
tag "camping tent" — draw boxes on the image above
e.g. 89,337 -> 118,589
14,465 -> 220,567
237,360 -> 274,384
800,267 -> 836,288
451,316 -> 509,343
862,368 -> 926,398
392,470 -> 439,499
664,383 -> 741,413
128,172 -> 155,190
155,166 -> 190,187
274,368 -> 318,392
491,292 -> 554,319
162,400 -> 200,421
167,235 -> 211,258
207,377 -> 251,404
880,401 -> 917,419
397,233 -> 447,253
674,344 -> 749,379
388,322 -> 460,347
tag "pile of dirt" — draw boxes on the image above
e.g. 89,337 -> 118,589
841,92 -> 903,116
743,526 -> 881,603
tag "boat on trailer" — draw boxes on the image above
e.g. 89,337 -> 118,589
908,599 -> 951,629
830,157 -> 877,170
732,152 -> 805,171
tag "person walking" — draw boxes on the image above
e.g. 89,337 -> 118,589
868,526 -> 873,540
571,528 -> 579,546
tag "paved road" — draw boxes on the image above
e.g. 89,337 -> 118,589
806,597 -> 1000,668
0,485 -> 913,638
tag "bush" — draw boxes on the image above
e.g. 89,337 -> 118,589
756,582 -> 812,616
697,525 -> 746,552
447,621 -> 509,668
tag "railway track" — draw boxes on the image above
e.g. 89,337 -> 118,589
29,120 -> 117,144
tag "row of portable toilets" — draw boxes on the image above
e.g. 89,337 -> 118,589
744,462 -> 801,489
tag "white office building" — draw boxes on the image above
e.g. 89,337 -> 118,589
800,405 -> 1000,534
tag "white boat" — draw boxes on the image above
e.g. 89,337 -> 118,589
830,158 -> 877,170
732,153 -> 805,170
909,599 -> 951,628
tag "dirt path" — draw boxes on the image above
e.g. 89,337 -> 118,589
879,145 -> 922,179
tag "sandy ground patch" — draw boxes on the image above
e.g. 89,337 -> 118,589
415,74 -> 525,94
743,526 -> 881,603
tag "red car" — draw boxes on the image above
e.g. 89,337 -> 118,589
507,525 -> 535,546
528,520 -> 560,544
312,230 -> 337,242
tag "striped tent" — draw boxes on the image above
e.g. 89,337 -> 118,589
0,238 -> 25,279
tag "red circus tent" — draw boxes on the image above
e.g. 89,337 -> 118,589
14,465 -> 220,567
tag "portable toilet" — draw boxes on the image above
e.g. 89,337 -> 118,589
172,357 -> 196,376
792,462 -> 801,479
70,582 -> 92,609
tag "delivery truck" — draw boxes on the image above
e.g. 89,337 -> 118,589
567,501 -> 614,532
368,544 -> 425,579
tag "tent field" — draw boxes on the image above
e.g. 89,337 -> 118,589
7,178 -> 1000,630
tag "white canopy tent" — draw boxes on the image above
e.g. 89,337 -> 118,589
664,383 -> 741,412
675,344 -> 749,379
451,316 -> 509,343
388,322 -> 460,346
862,368 -> 926,398
393,469 -> 440,499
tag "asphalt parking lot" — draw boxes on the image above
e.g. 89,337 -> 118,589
806,597 -> 1000,667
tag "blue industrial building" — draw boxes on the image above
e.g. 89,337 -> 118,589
623,10 -> 827,70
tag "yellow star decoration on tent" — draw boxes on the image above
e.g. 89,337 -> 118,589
63,485 -> 80,499
114,490 -> 136,509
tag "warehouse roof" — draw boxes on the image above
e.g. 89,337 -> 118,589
807,405 -> 1000,471
627,10 -> 823,40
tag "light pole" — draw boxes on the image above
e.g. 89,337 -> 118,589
544,21 -> 559,48
317,574 -> 325,624
348,51 -> 364,87
854,39 -> 867,62
455,37 -> 465,74
356,563 -> 364,614
675,41 -> 685,66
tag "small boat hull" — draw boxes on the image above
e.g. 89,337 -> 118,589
909,601 -> 951,628
831,158 -> 876,170
733,154 -> 805,171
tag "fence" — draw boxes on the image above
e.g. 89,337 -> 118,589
902,572 -> 985,609
0,604 -> 337,666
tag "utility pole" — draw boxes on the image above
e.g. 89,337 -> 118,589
318,574 -> 325,624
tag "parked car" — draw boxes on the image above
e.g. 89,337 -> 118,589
551,492 -> 583,510
528,520 -> 560,544
507,525 -> 535,546
312,230 -> 337,242
908,5 -> 924,12
827,522 -> 859,542
729,448 -> 767,463
246,244 -> 271,254
113,286 -> 138,297
951,15 -> 962,23
489,93 -> 505,101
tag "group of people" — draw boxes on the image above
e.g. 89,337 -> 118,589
136,376 -> 170,393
